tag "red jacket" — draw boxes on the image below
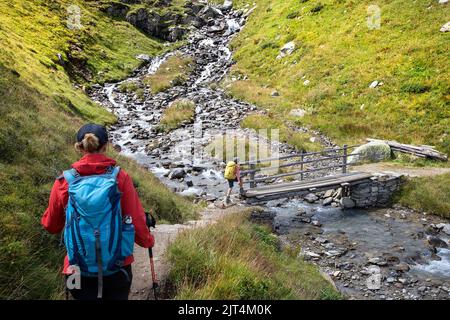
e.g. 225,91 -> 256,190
41,153 -> 154,274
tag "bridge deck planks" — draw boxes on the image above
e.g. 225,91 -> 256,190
244,172 -> 373,198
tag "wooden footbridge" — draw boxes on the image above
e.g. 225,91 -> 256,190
239,145 -> 374,202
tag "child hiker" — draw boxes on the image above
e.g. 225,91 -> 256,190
223,157 -> 244,204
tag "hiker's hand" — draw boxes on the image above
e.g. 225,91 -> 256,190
145,212 -> 156,229
148,233 -> 155,248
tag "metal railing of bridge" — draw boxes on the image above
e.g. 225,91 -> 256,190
239,144 -> 362,189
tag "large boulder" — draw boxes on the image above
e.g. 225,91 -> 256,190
101,2 -> 130,19
222,0 -> 234,11
126,8 -> 164,37
304,193 -> 319,203
185,0 -> 206,15
276,41 -> 296,60
168,168 -> 186,180
340,197 -> 356,209
199,6 -> 223,20
440,224 -> 450,235
167,26 -> 189,42
348,141 -> 392,164
289,108 -> 307,117
440,21 -> 450,32
126,8 -> 186,41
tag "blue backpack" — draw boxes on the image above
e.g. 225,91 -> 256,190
63,166 -> 135,298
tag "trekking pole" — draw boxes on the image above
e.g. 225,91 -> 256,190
148,247 -> 159,300
145,211 -> 159,300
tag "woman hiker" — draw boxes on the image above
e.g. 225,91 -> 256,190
41,123 -> 154,300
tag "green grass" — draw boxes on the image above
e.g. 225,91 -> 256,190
0,0 -> 195,300
119,81 -> 140,93
144,54 -> 194,93
167,211 -> 342,300
395,173 -> 450,218
219,0 -> 450,154
241,113 -> 320,152
156,99 -> 196,133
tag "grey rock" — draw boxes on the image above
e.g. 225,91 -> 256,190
324,189 -> 335,198
136,54 -> 151,62
333,188 -> 342,199
276,41 -> 296,60
315,237 -> 328,244
185,180 -> 194,188
437,223 -> 450,235
311,220 -> 322,227
102,2 -> 129,18
323,197 -> 333,206
368,257 -> 387,266
386,277 -> 395,283
302,251 -> 321,260
440,21 -> 450,32
324,249 -> 346,257
299,217 -> 311,223
369,80 -> 379,88
427,236 -> 448,249
340,197 -> 356,209
289,108 -> 306,117
267,198 -> 287,207
200,6 -> 223,20
348,141 -> 392,164
296,207 -> 307,216
126,7 -> 187,42
304,193 -> 319,203
418,286 -> 427,293
168,168 -> 186,180
393,263 -> 410,272
222,0 -> 233,11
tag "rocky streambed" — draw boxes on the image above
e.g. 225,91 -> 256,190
89,2 -> 338,201
89,1 -> 450,300
253,199 -> 450,300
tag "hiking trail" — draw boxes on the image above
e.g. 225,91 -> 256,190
129,204 -> 244,300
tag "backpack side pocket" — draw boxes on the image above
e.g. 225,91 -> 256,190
121,216 -> 135,258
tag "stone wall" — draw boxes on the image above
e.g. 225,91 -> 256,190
350,175 -> 404,208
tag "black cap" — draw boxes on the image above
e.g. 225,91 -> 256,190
76,124 -> 109,146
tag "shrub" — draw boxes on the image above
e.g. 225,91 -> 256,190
400,83 -> 431,94
310,4 -> 324,13
287,11 -> 300,19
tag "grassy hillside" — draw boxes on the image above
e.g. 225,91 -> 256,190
0,0 -> 194,299
167,211 -> 341,300
220,0 -> 449,153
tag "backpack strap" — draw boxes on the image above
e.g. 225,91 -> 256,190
109,166 -> 121,180
63,168 -> 80,185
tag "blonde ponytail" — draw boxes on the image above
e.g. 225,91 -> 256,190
75,133 -> 101,153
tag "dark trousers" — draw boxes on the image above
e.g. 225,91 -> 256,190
67,265 -> 132,300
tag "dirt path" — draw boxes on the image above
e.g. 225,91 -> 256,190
129,202 -> 244,300
351,163 -> 450,177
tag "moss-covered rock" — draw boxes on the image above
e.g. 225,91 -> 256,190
349,141 -> 392,164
